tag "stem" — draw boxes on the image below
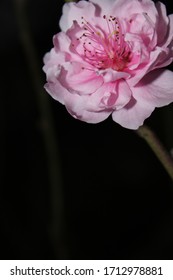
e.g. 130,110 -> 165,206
14,0 -> 67,258
137,125 -> 173,182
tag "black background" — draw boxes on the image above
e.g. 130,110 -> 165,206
1,0 -> 173,259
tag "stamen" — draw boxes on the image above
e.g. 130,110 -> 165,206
77,15 -> 132,71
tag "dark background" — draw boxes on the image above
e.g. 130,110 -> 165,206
1,0 -> 173,260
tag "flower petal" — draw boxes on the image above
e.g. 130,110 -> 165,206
53,32 -> 71,53
127,13 -> 157,50
163,14 -> 173,47
64,93 -> 111,123
59,1 -> 96,32
44,81 -> 66,105
112,96 -> 154,129
58,61 -> 103,94
98,68 -> 130,83
43,48 -> 67,74
128,46 -> 171,86
90,0 -> 118,15
53,31 -> 82,62
112,69 -> 173,129
156,1 -> 169,46
97,80 -> 131,110
115,79 -> 132,110
91,0 -> 158,23
134,69 -> 173,107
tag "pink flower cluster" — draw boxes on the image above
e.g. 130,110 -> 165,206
43,0 -> 173,129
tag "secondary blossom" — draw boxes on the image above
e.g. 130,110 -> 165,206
43,0 -> 173,129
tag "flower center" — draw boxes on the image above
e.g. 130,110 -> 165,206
79,15 -> 132,71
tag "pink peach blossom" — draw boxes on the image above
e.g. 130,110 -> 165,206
43,0 -> 173,129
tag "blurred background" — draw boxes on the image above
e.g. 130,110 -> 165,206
1,0 -> 173,259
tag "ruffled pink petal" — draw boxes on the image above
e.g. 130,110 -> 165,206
98,68 -> 130,83
45,80 -> 111,123
64,92 -> 111,123
91,0 -> 158,24
58,61 -> 103,94
43,48 -> 67,73
90,0 -> 118,15
53,31 -> 81,62
112,69 -> 173,129
125,33 -> 150,66
162,14 -> 173,47
133,69 -> 173,107
112,95 -> 154,129
153,48 -> 173,69
97,80 -> 131,110
127,13 -> 157,50
59,1 -> 96,32
44,81 -> 67,105
66,21 -> 84,57
155,2 -> 169,46
43,47 -> 73,87
115,79 -> 132,110
53,32 -> 71,53
128,46 -> 170,86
